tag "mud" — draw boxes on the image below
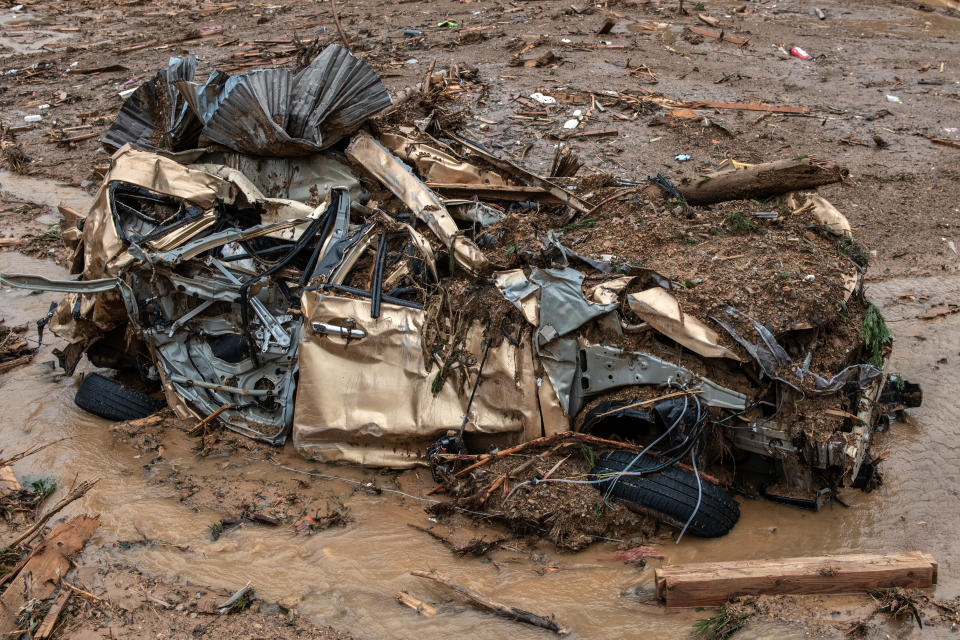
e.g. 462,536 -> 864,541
1,0 -> 959,638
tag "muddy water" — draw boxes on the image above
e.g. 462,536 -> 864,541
1,248 -> 958,638
0,170 -> 94,215
0,12 -> 76,58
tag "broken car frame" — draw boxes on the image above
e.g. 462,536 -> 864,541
0,45 -> 921,537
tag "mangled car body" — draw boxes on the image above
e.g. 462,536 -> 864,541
0,46 -> 921,537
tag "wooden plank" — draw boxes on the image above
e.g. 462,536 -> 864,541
0,515 -> 100,633
655,552 -> 938,607
427,183 -> 562,204
35,589 -> 70,639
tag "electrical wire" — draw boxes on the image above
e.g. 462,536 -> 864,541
675,446 -> 703,544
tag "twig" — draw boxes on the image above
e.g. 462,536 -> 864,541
541,455 -> 569,481
592,389 -> 702,418
481,442 -> 566,503
137,584 -> 172,609
584,186 -> 644,218
8,479 -> 98,549
412,571 -> 568,634
0,438 -> 71,468
60,578 -> 108,606
329,0 -> 351,53
408,524 -> 457,551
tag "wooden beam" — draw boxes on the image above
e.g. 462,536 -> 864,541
655,552 -> 938,607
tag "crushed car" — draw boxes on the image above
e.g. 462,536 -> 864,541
0,46 -> 921,540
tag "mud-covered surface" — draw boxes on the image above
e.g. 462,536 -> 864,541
111,411 -> 359,528
55,562 -> 353,640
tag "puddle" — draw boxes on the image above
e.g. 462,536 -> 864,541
0,11 -> 76,57
0,170 -> 94,215
0,250 -> 956,639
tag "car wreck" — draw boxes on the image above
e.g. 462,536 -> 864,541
0,46 -> 922,542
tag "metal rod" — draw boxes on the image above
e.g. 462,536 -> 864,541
370,233 -> 388,319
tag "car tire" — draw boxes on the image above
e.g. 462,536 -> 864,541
590,450 -> 740,538
74,373 -> 165,421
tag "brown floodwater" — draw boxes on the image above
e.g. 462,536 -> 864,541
0,180 -> 958,638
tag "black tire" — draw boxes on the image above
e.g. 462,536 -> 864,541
74,373 -> 165,421
590,450 -> 740,538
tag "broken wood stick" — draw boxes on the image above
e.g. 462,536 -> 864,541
676,157 -> 848,205
329,0 -> 352,53
919,133 -> 960,149
655,551 -> 938,607
57,132 -> 99,144
408,524 -> 459,551
556,128 -> 619,140
218,582 -> 253,612
187,403 -> 233,436
408,524 -> 504,556
7,478 -> 98,549
422,59 -> 437,93
686,25 -> 747,46
412,570 -> 568,634
675,100 -> 810,114
397,590 -> 437,617
34,589 -> 70,639
0,542 -> 41,590
0,354 -> 33,375
61,578 -> 109,605
481,441 -> 567,503
584,186 -> 645,218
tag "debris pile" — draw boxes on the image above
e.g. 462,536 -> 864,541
0,44 -> 922,540
0,320 -> 35,374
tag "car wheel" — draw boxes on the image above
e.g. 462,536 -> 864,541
74,373 -> 165,421
590,450 -> 740,538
